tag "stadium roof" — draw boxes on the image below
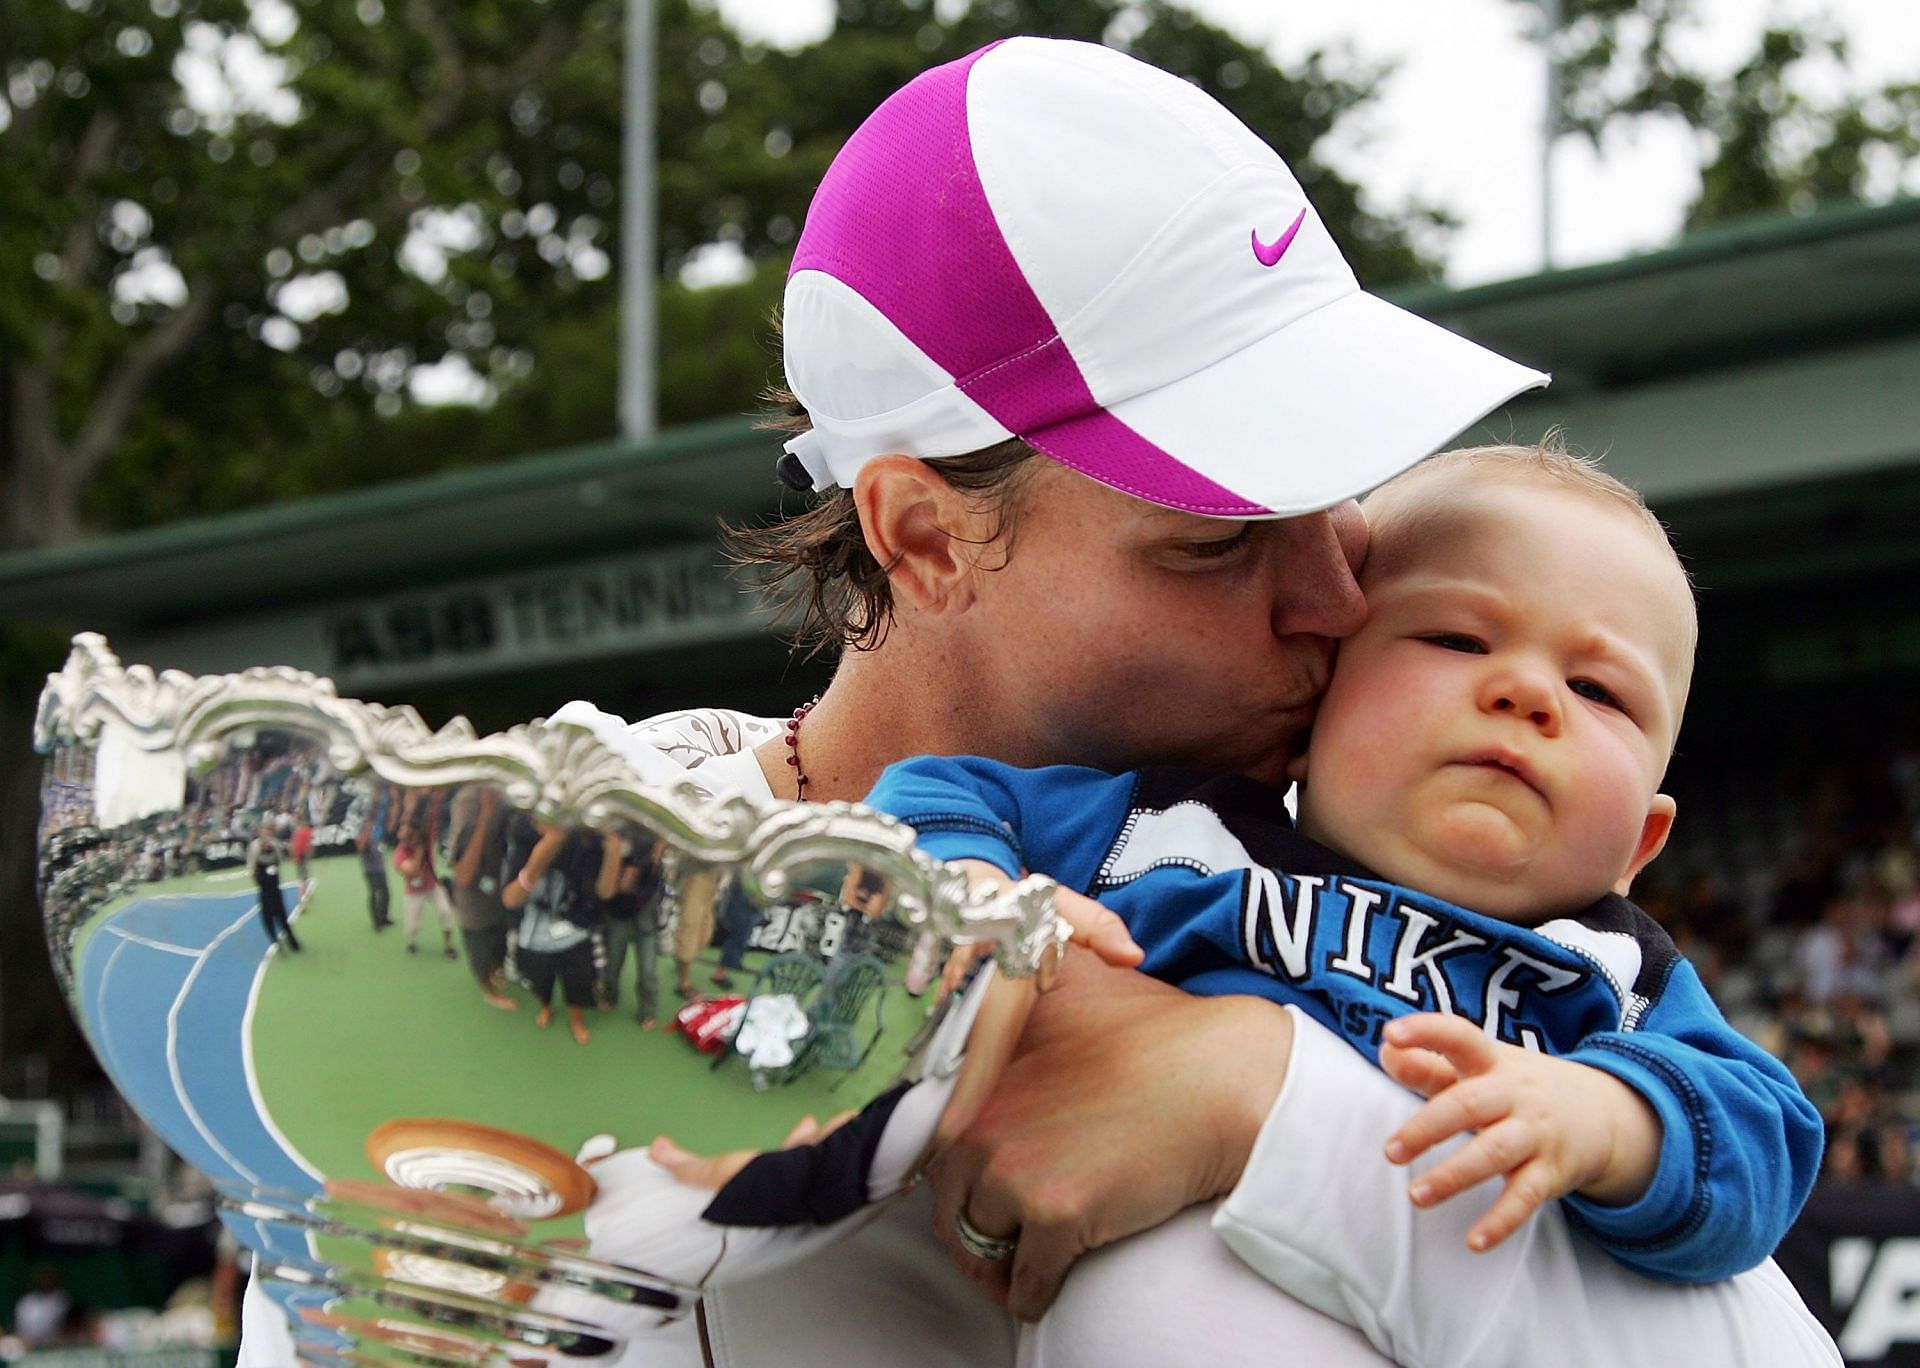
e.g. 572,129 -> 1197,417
7,195 -> 1920,635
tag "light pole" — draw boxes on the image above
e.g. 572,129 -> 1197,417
1541,0 -> 1561,271
619,0 -> 658,442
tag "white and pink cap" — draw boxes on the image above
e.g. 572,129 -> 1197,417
779,37 -> 1549,518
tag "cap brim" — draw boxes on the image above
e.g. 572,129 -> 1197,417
1024,290 -> 1550,518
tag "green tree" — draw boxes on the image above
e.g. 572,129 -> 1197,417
1522,0 -> 1920,229
2,0 -> 1440,550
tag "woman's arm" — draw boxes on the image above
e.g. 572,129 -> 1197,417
926,952 -> 1290,1322
935,972 -> 1838,1366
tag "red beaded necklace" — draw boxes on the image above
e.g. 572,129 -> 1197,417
784,696 -> 821,801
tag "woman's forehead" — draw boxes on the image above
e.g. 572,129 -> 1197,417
1030,458 -> 1243,527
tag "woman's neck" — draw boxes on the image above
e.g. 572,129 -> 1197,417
751,646 -> 969,803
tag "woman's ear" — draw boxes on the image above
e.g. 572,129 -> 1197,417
853,455 -> 982,614
1615,793 -> 1676,895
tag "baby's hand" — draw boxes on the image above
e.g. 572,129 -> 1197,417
948,861 -> 1144,978
1378,1013 -> 1661,1253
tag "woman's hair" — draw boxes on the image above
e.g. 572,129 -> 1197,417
723,384 -> 1039,655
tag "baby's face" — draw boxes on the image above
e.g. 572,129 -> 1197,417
1295,478 -> 1694,923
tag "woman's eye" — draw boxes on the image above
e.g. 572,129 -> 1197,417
1421,633 -> 1485,654
1181,528 -> 1251,559
1569,678 -> 1622,710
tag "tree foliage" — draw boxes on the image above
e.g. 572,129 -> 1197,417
0,0 -> 1439,552
1522,0 -> 1920,229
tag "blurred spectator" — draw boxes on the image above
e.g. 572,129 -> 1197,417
503,821 -> 600,1045
357,819 -> 392,932
13,1266 -> 71,1347
598,833 -> 666,1027
246,821 -> 301,954
671,864 -> 725,1001
1796,894 -> 1886,1006
290,821 -> 314,891
1641,715 -> 1920,1190
394,820 -> 457,959
711,875 -> 765,992
447,785 -> 515,1011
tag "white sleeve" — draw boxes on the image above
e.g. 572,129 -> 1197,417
237,1277 -> 294,1367
1212,1007 -> 1840,1368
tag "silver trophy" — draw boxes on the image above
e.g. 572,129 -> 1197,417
35,635 -> 1071,1364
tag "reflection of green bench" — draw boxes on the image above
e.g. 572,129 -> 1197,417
714,952 -> 828,1087
801,955 -> 888,1090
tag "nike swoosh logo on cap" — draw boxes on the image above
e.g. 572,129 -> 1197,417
1251,208 -> 1309,267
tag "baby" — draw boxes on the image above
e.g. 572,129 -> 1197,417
868,442 -> 1822,1282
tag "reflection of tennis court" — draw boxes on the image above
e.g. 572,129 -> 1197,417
250,859 -> 931,1233
74,866 -> 319,1198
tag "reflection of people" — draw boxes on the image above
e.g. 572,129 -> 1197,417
393,820 -> 456,959
355,818 -> 391,931
290,820 -> 314,890
711,878 -> 762,991
246,821 -> 300,953
598,833 -> 665,1026
503,821 -> 600,1045
447,785 -> 515,1010
867,445 -> 1823,1286
838,865 -> 889,919
670,863 -> 724,1000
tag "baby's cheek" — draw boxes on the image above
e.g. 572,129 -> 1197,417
1297,731 -> 1399,855
1570,748 -> 1660,879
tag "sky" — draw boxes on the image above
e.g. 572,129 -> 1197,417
714,0 -> 1920,287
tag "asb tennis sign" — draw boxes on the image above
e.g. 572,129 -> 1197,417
125,545 -> 769,690
321,544 -> 762,689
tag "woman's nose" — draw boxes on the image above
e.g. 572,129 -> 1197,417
1269,503 -> 1368,639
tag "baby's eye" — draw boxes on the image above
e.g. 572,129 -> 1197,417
1569,678 -> 1623,711
1420,633 -> 1485,654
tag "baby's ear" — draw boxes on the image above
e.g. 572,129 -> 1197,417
1615,794 -> 1676,895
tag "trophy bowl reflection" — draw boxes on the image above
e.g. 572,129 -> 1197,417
35,635 -> 1072,1365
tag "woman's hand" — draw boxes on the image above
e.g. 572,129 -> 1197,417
927,951 -> 1293,1321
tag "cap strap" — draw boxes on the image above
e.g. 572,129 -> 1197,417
779,430 -> 836,493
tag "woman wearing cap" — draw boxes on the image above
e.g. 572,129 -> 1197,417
566,38 -> 1833,1368
238,36 -> 1832,1368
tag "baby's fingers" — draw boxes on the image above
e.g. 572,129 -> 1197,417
1404,1116 -> 1538,1212
1052,887 -> 1144,968
1465,1158 -> 1560,1253
1380,1038 -> 1460,1099
1381,1014 -> 1500,1077
1385,1072 -> 1511,1167
937,943 -> 993,1002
